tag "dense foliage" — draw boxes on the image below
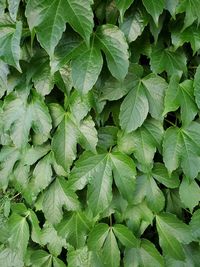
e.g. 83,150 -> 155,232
0,0 -> 200,266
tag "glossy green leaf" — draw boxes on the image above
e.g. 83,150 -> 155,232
115,0 -> 133,21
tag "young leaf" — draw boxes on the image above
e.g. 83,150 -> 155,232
26,0 -> 93,56
87,223 -> 109,250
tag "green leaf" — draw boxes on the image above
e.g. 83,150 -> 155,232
152,163 -> 180,188
25,153 -> 53,200
72,44 -> 103,94
113,224 -> 138,248
8,0 -> 20,22
150,46 -> 187,76
156,215 -> 186,260
7,213 -> 29,258
0,60 -> 9,98
119,81 -> 149,132
156,213 -> 192,244
120,8 -> 148,43
87,223 -> 109,250
110,152 -> 136,203
78,116 -> 98,153
179,177 -> 200,212
139,239 -> 164,267
176,0 -> 200,29
0,15 -> 22,71
142,0 -> 165,25
100,63 -> 143,101
26,0 -> 93,56
163,74 -> 180,115
0,146 -> 20,189
52,114 -> 78,172
163,127 -> 182,175
87,154 -> 113,216
102,229 -> 120,267
28,209 -> 42,244
96,24 -> 129,80
118,118 -> 163,171
194,65 -> 200,108
178,80 -> 198,126
42,177 -> 79,224
142,73 -> 167,120
190,210 -> 200,241
115,0 -> 133,22
67,246 -> 103,267
41,223 -> 66,256
146,175 -> 165,213
30,250 -> 65,267
171,24 -> 200,54
0,248 -> 24,267
57,211 -> 92,248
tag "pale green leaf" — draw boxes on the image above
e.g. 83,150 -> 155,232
8,0 -> 20,21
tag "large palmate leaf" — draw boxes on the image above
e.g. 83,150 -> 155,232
26,0 -> 93,56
